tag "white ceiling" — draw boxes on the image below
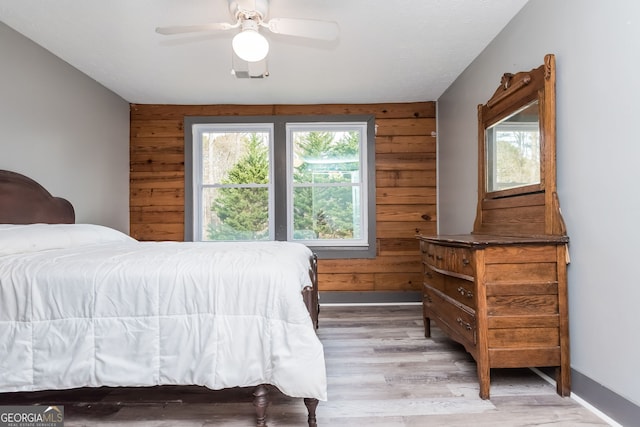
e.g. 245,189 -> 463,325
0,0 -> 529,105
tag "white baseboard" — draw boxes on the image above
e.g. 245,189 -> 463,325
530,367 -> 621,427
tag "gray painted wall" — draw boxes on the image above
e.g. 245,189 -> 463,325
438,0 -> 640,418
0,22 -> 130,232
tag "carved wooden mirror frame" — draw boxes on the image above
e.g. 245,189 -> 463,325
474,54 -> 565,237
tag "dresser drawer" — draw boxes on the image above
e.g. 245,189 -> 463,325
420,241 -> 435,263
421,242 -> 474,278
423,267 -> 446,292
444,276 -> 476,310
444,246 -> 474,277
423,286 -> 476,346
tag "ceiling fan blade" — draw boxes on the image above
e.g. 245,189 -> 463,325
265,18 -> 339,41
155,22 -> 235,36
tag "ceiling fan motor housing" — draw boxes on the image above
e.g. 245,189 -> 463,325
229,0 -> 269,21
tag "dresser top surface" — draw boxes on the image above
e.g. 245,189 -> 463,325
417,233 -> 569,248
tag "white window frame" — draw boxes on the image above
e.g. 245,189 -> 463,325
184,114 -> 376,259
286,122 -> 368,247
191,123 -> 275,242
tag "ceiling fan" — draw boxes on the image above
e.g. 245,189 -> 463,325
155,0 -> 340,65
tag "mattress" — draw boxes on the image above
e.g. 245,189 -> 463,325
0,224 -> 326,400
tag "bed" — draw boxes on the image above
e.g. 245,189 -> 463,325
0,169 -> 326,426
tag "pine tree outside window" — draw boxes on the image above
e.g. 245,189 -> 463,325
287,123 -> 368,247
192,124 -> 274,241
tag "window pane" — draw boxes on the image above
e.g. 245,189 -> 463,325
292,131 -> 361,184
202,187 -> 270,241
196,127 -> 272,241
201,131 -> 270,185
288,126 -> 366,246
292,186 -> 362,241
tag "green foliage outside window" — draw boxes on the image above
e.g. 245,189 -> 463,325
207,134 -> 270,240
292,131 -> 360,239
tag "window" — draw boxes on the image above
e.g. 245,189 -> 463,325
185,115 -> 376,259
287,123 -> 368,247
192,124 -> 274,241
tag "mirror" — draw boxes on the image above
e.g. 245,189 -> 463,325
474,54 -> 564,236
485,100 -> 540,193
477,54 -> 554,202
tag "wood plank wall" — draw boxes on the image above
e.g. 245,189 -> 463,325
130,102 -> 436,293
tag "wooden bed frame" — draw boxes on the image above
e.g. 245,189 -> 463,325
0,169 -> 321,427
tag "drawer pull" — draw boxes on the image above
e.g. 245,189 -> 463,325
457,317 -> 472,330
436,255 -> 443,261
457,286 -> 473,299
424,294 -> 433,303
425,272 -> 433,278
462,258 -> 470,266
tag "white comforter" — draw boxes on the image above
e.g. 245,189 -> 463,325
0,224 -> 326,400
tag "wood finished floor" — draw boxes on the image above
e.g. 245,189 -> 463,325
1,304 -> 609,426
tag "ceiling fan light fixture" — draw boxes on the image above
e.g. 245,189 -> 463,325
232,21 -> 269,62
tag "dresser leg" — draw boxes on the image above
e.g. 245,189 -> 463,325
478,364 -> 491,399
555,366 -> 571,397
423,316 -> 431,338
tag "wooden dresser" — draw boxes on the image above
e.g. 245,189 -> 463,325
419,55 -> 571,399
418,233 -> 569,399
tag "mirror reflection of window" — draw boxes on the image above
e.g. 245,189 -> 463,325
486,101 -> 540,193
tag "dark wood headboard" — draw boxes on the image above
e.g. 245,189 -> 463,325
0,170 -> 75,224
